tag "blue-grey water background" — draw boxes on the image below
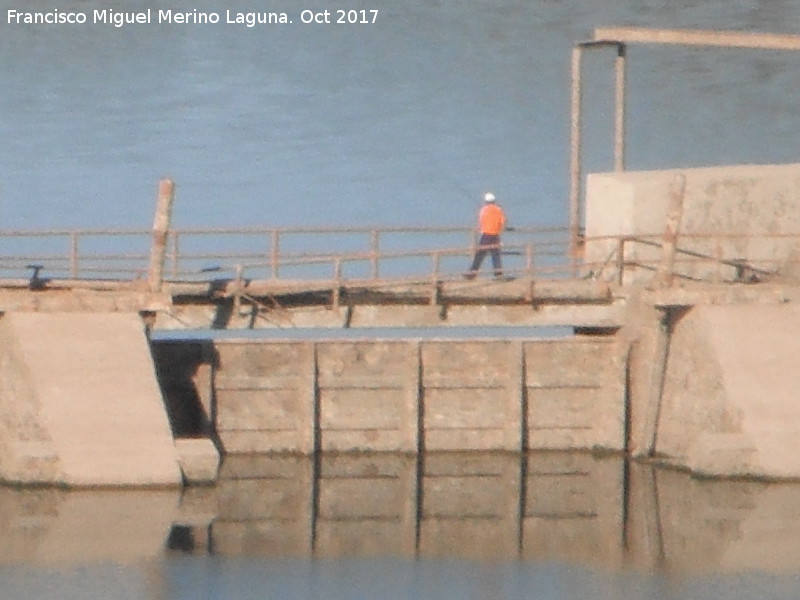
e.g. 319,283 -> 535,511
4,0 -> 800,598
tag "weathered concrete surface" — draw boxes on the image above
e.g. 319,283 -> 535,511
656,304 -> 800,479
422,341 -> 523,451
525,338 -> 627,450
156,301 -> 625,330
584,162 -> 800,283
156,336 -> 628,456
0,312 -> 182,487
317,342 -> 419,452
212,342 -> 316,454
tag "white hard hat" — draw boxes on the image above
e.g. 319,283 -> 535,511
483,192 -> 496,202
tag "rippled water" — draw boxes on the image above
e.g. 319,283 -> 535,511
4,0 -> 800,597
2,0 -> 800,232
5,453 -> 800,599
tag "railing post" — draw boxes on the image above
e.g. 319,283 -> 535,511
332,257 -> 342,308
233,263 -> 243,315
525,244 -> 534,278
370,229 -> 379,280
69,232 -> 79,279
270,229 -> 279,279
430,251 -> 440,305
148,178 -> 175,292
170,231 -> 180,278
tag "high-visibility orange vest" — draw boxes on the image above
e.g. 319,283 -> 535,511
479,204 -> 506,235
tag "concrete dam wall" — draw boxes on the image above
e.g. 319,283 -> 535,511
153,336 -> 628,456
1,298 -> 800,486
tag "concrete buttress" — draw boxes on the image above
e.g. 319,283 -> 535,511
0,312 -> 183,487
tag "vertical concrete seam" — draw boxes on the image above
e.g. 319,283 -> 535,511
510,340 -> 525,452
404,340 -> 421,454
311,341 -> 321,455
417,340 -> 425,454
640,309 -> 672,457
519,341 -> 529,452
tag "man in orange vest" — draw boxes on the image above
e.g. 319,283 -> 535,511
464,191 -> 507,280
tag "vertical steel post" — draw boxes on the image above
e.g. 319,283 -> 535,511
148,179 -> 175,293
569,45 -> 584,266
614,43 -> 627,172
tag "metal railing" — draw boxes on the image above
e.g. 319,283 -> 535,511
0,225 -> 570,283
0,225 -> 794,288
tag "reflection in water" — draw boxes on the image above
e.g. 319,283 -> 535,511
4,452 -> 800,574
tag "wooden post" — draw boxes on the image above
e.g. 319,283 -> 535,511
370,229 -> 379,279
654,174 -> 686,288
69,232 -> 79,279
148,179 -> 175,292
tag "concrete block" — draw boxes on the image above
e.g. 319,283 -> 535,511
175,438 -> 220,485
658,304 -> 800,478
0,312 -> 182,487
316,341 -> 419,452
525,338 -> 626,451
213,341 -> 315,454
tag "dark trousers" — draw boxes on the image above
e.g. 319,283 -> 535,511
468,234 -> 502,274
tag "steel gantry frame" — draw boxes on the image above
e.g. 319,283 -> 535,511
568,26 -> 800,261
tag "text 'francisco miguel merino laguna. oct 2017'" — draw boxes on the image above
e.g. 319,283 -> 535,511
6,8 -> 381,27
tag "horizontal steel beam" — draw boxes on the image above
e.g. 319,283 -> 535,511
594,27 -> 800,51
